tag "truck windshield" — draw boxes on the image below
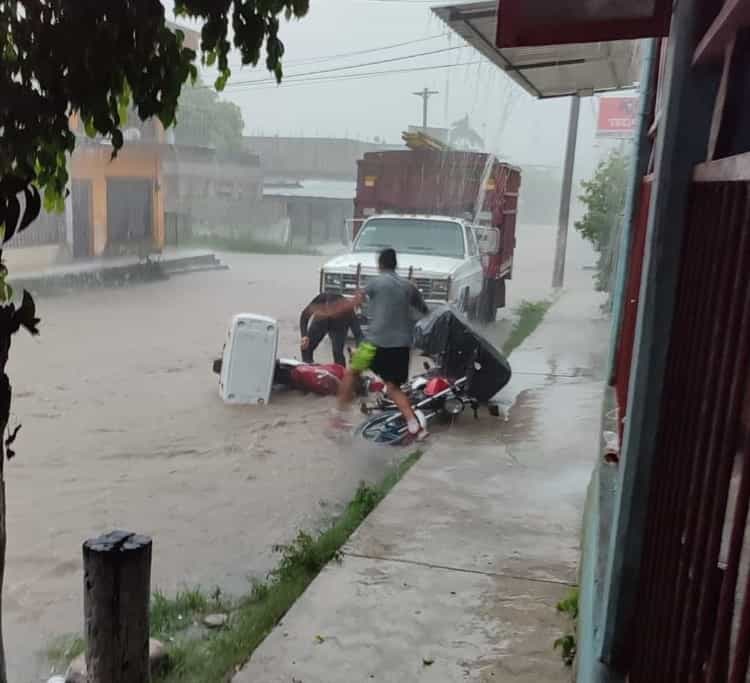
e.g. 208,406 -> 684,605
353,218 -> 465,258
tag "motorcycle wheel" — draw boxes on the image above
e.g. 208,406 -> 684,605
355,412 -> 408,445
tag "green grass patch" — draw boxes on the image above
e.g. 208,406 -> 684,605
151,588 -> 223,641
48,452 -> 421,682
502,299 -> 552,356
554,586 -> 579,667
45,633 -> 85,672
160,452 -> 420,682
188,234 -> 320,255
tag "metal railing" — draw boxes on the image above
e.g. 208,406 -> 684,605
629,156 -> 750,681
5,210 -> 65,249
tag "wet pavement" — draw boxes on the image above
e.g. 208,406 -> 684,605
233,248 -> 608,682
4,223 -> 596,681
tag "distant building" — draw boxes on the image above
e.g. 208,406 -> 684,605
244,136 -> 391,181
67,113 -> 167,259
161,146 -> 263,246
6,22 -> 206,271
262,179 -> 357,247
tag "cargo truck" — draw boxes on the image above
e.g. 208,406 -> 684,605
320,144 -> 520,324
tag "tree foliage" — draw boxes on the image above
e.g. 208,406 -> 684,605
574,148 -> 630,291
173,81 -> 245,155
449,114 -> 484,151
1,0 -> 308,215
0,3 -> 308,681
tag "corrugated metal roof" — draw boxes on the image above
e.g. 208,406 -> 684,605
263,179 -> 356,200
432,1 -> 641,99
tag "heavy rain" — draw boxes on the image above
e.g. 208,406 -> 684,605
1,1 -> 649,681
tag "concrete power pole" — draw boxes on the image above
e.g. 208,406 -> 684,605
413,87 -> 439,129
552,95 -> 581,289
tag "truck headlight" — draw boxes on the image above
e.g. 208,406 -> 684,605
324,273 -> 342,289
431,279 -> 450,298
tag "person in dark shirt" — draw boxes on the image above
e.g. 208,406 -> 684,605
300,292 -> 364,366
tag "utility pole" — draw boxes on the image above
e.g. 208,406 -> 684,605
413,87 -> 439,129
552,94 -> 581,289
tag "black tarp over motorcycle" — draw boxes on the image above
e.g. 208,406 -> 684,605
356,306 -> 512,444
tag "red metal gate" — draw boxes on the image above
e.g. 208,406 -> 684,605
629,159 -> 750,681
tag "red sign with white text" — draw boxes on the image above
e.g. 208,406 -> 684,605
597,97 -> 638,138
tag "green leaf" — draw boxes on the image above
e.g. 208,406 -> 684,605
0,281 -> 13,304
214,71 -> 230,92
84,117 -> 97,138
43,189 -> 57,213
118,84 -> 131,125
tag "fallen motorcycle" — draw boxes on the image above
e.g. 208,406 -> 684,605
355,306 -> 511,445
212,353 -> 380,397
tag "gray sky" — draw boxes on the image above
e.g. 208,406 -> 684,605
167,0 -> 623,174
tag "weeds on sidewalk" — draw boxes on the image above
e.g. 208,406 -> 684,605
554,587 -> 579,667
150,588 -> 229,641
47,452 -> 421,682
502,299 -> 552,356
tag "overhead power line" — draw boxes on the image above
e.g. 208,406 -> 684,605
203,44 -> 467,91
223,61 -> 482,92
220,33 -> 452,69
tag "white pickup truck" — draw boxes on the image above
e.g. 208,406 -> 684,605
319,214 -> 485,319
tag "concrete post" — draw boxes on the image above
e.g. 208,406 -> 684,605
552,95 -> 580,289
599,0 -> 721,666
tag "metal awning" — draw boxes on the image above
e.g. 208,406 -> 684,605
432,1 -> 641,99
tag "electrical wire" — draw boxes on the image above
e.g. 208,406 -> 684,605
201,44 -> 467,90
225,60 -> 482,92
220,33 -> 452,69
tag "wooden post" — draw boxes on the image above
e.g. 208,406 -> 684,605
83,530 -> 152,683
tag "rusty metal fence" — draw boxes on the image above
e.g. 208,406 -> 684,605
5,209 -> 65,248
629,163 -> 750,681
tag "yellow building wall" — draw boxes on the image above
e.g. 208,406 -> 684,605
71,145 -> 164,256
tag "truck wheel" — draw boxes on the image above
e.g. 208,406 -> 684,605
457,287 -> 471,316
478,279 -> 496,324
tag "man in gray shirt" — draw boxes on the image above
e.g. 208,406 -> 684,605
312,248 -> 429,439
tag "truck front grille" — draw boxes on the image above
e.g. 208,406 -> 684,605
413,278 -> 448,301
324,272 -> 448,302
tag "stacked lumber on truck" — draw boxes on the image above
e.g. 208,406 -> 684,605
401,130 -> 451,152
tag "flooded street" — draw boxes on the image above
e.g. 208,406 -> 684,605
5,223 -> 596,681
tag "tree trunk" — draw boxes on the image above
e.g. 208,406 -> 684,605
83,531 -> 152,683
0,468 -> 6,683
0,327 -> 13,683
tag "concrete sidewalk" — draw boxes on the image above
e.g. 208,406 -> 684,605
10,248 -> 226,294
234,285 -> 609,683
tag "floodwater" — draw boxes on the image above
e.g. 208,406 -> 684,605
5,222 -> 597,681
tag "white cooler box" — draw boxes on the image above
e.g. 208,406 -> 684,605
219,314 -> 279,405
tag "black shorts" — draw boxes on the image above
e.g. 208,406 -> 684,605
370,346 -> 410,386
